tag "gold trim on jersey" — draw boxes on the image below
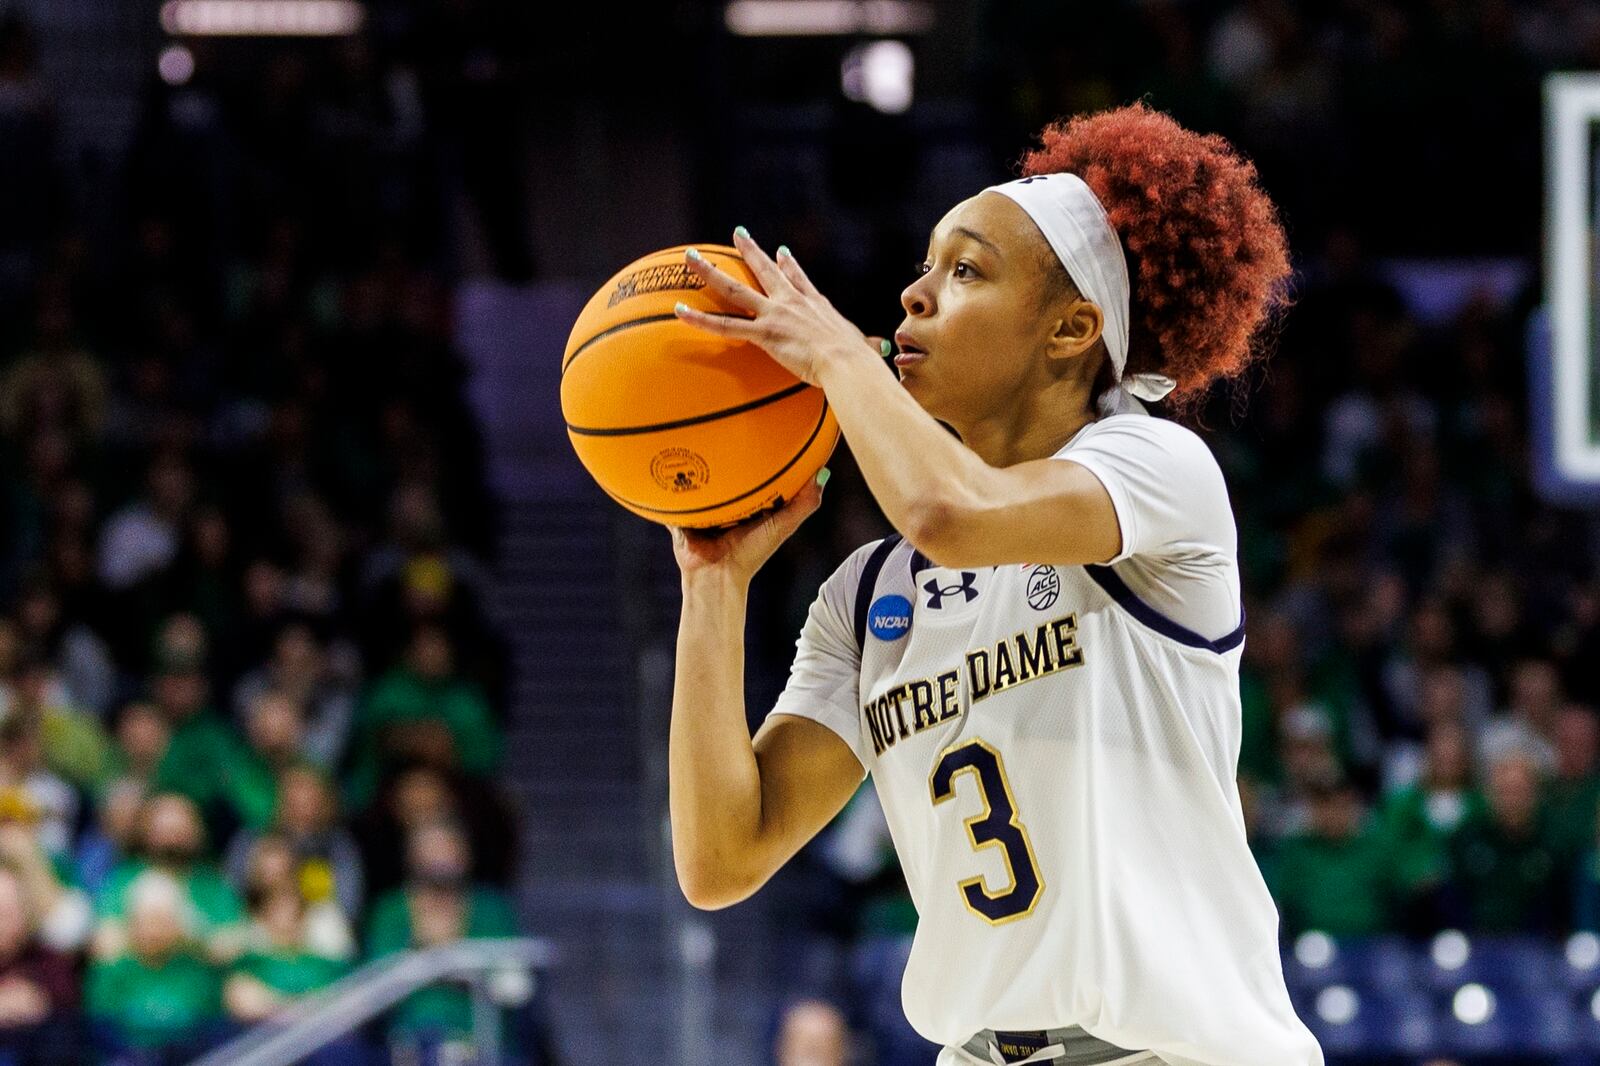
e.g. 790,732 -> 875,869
929,738 -> 1045,925
863,613 -> 1084,758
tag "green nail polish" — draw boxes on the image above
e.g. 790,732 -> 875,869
777,245 -> 791,258
734,225 -> 750,239
686,247 -> 701,261
675,302 -> 689,314
816,468 -> 831,489
879,339 -> 893,358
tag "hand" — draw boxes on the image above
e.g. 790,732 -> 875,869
674,228 -> 882,386
0,825 -> 38,866
410,888 -> 467,947
670,471 -> 827,587
0,979 -> 47,1026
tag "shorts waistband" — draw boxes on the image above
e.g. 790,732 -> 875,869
962,1025 -> 1142,1065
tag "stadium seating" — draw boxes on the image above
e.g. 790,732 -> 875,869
853,933 -> 1600,1063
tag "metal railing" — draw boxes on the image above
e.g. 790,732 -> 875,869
190,937 -> 555,1066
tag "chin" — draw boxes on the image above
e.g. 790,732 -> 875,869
899,370 -> 954,426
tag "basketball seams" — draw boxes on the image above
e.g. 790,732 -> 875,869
587,397 -> 835,519
566,381 -> 812,436
560,309 -> 760,377
560,248 -> 752,376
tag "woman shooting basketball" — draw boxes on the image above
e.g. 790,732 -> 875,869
666,103 -> 1321,1066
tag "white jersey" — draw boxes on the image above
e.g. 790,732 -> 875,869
769,412 -> 1321,1066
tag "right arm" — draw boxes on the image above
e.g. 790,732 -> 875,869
668,476 -> 865,910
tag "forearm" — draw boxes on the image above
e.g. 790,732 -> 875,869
817,350 -> 989,547
668,572 -> 765,904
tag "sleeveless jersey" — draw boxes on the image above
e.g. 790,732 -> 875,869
769,413 -> 1322,1066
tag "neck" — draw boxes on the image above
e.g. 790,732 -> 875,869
951,378 -> 1097,467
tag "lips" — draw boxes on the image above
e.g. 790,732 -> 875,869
893,330 -> 927,367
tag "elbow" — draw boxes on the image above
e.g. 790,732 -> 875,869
674,853 -> 759,911
903,493 -> 979,569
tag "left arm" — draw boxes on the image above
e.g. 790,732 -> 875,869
676,232 -> 1119,568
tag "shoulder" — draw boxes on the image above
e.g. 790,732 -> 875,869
816,535 -> 905,605
369,889 -> 408,924
192,866 -> 241,900
469,887 -> 519,933
365,890 -> 410,947
1062,414 -> 1223,474
99,861 -> 142,898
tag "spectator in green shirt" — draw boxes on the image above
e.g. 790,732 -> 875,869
1380,721 -> 1485,912
224,691 -> 308,833
1449,750 -> 1563,934
348,624 -> 499,810
109,702 -> 169,788
232,834 -> 353,961
145,650 -> 253,835
366,819 -> 517,1050
1271,777 -> 1398,937
87,869 -> 225,1063
92,793 -> 245,964
225,886 -> 347,1024
1543,704 -> 1600,863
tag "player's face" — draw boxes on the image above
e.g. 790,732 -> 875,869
894,193 -> 1079,431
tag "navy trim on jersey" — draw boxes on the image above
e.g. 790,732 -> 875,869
1083,564 -> 1246,653
852,534 -> 905,650
908,548 -> 933,577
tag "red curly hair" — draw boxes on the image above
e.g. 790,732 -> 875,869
1018,102 -> 1291,406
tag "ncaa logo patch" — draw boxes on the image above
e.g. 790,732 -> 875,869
1026,565 -> 1061,610
867,595 -> 912,641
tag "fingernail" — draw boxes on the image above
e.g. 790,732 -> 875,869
734,225 -> 750,239
685,247 -> 701,261
879,339 -> 893,358
777,245 -> 791,258
816,468 -> 831,489
674,302 -> 689,315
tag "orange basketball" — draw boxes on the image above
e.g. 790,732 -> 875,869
560,244 -> 840,528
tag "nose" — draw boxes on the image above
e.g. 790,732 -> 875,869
900,273 -> 933,317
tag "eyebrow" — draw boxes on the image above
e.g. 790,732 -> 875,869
950,226 -> 1002,258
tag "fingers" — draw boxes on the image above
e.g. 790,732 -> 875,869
672,301 -> 759,340
766,477 -> 825,540
683,248 -> 765,313
730,227 -> 795,299
774,245 -> 823,299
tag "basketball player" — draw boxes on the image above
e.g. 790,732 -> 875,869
667,103 -> 1322,1066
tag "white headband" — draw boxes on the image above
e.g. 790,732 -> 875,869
985,174 -> 1176,412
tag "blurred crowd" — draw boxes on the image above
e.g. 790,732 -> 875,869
0,8 -> 544,1065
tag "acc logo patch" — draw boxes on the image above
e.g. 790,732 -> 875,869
867,595 -> 912,640
1025,565 -> 1061,610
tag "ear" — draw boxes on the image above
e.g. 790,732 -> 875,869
1044,298 -> 1104,363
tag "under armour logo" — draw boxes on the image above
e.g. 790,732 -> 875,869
1016,175 -> 1050,184
923,572 -> 979,609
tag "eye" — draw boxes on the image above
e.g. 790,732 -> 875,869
953,261 -> 976,279
916,261 -> 932,277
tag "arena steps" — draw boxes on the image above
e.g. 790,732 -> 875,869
465,280 -> 794,1063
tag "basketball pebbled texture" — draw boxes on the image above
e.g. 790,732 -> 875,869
561,244 -> 840,528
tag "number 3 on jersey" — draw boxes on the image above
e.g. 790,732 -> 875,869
929,738 -> 1044,924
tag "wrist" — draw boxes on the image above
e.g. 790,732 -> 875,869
681,567 -> 751,602
816,340 -> 879,389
